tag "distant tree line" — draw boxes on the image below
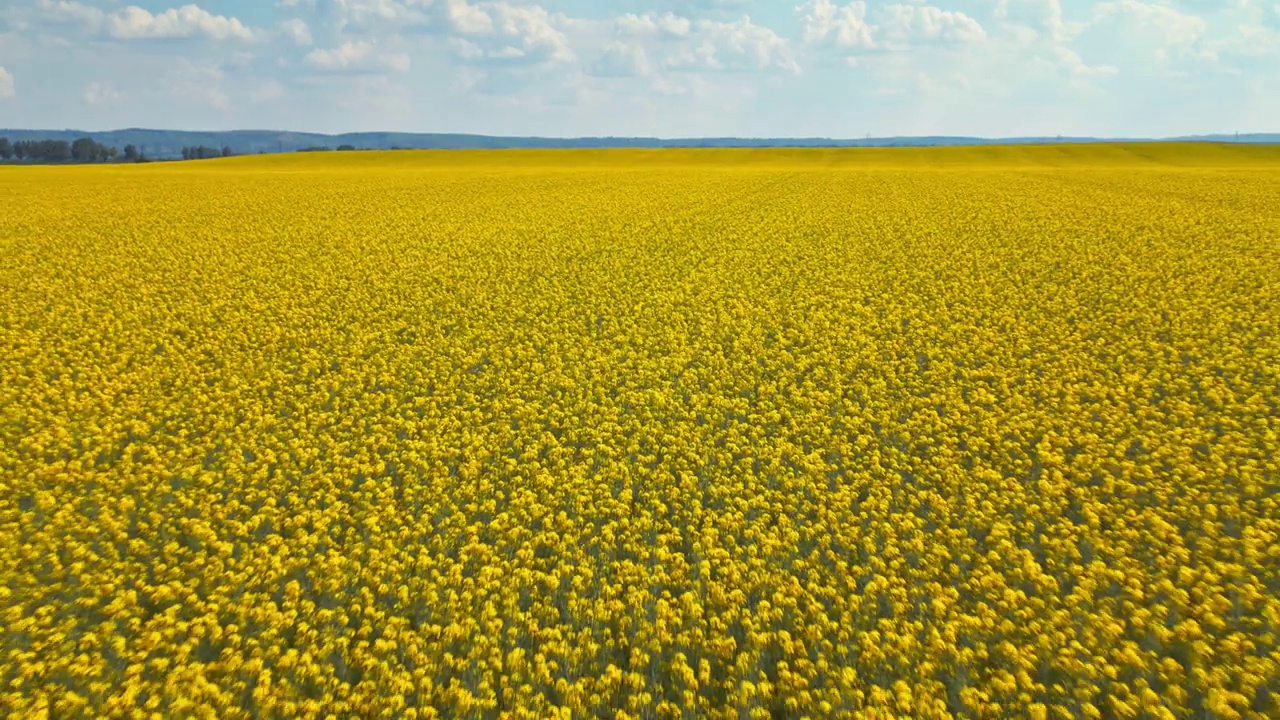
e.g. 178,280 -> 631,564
0,136 -> 160,163
182,145 -> 233,160
296,145 -> 359,152
0,137 -> 122,163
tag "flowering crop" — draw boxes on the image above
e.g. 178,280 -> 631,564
1,145 -> 1278,718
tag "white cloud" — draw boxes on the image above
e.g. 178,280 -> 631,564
108,4 -> 256,42
1093,0 -> 1207,46
676,0 -> 750,8
6,0 -> 1274,138
446,0 -> 495,34
83,81 -> 122,107
330,0 -> 405,27
1084,0 -> 1212,67
615,12 -> 693,39
38,1 -> 257,42
798,0 -> 874,49
331,0 -> 574,67
448,37 -> 487,61
436,2 -> 575,66
489,46 -> 525,59
0,67 -> 14,99
280,18 -> 313,46
996,0 -> 1076,42
1218,22 -> 1280,58
1049,44 -> 1119,82
304,40 -> 412,72
880,4 -> 986,47
989,0 -> 1114,86
686,16 -> 800,73
664,44 -> 721,70
328,0 -> 499,36
38,0 -> 105,29
574,11 -> 800,82
486,3 -> 574,63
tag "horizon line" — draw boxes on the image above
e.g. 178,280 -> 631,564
1,127 -> 1276,142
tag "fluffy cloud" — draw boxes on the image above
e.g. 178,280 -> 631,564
304,40 -> 412,72
1093,0 -> 1207,46
37,1 -> 257,42
4,0 -> 1274,138
332,0 -> 496,35
107,5 -> 256,41
448,37 -> 486,61
615,12 -> 693,39
568,10 -> 801,95
280,18 -> 313,46
37,0 -> 105,27
1083,0 -> 1212,67
328,0 -> 423,28
799,1 -> 984,53
328,0 -> 572,66
0,67 -> 14,99
989,0 -> 1115,85
446,0 -> 495,35
996,0 -> 1076,42
880,4 -> 986,47
676,0 -> 750,8
799,0 -> 874,49
689,17 -> 799,73
483,4 -> 573,63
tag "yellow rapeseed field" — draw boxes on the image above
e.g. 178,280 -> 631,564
2,144 -> 1278,719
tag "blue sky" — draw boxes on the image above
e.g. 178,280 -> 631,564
0,0 -> 1276,137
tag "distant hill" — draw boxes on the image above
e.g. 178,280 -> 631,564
2,127 -> 1278,160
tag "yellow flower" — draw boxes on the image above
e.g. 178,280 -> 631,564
2,143 -> 1276,718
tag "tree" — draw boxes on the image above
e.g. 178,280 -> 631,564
182,147 -> 192,161
14,141 -> 26,160
32,140 -> 72,162
124,144 -> 138,162
221,146 -> 232,157
337,144 -> 356,151
0,137 -> 10,160
71,137 -> 98,163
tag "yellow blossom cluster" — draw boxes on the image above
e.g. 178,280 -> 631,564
1,144 -> 1278,718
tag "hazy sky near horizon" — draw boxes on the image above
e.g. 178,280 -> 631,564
0,0 -> 1276,137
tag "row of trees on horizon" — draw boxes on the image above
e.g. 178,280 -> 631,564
182,145 -> 234,160
0,136 -> 240,163
0,136 -> 150,163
